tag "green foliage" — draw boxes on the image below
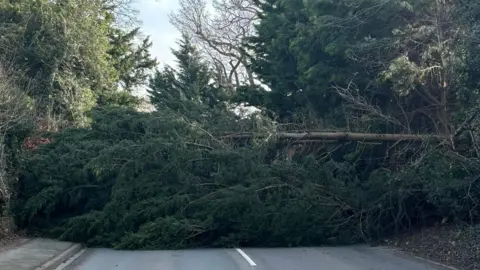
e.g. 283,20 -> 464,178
13,108 -> 480,249
246,0 -> 480,135
0,0 -> 156,126
148,34 -> 233,125
0,0 -> 114,123
245,0 -> 386,123
108,27 -> 158,92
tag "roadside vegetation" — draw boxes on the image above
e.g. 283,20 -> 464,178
0,1 -> 479,267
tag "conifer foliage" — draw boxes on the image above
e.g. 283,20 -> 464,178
13,107 -> 480,249
148,35 -> 230,124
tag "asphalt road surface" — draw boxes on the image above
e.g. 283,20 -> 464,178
65,245 -> 451,270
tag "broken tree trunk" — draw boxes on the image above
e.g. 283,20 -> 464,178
221,132 -> 448,142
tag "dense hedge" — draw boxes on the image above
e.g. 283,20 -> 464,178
13,108 -> 480,249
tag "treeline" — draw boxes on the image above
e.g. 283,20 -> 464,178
3,0 -> 480,248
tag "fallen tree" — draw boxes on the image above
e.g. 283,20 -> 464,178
12,108 -> 480,249
221,131 -> 447,142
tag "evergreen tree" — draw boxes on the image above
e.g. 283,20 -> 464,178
244,0 -> 480,135
243,0 -> 350,123
148,34 -> 229,123
97,27 -> 158,108
108,27 -> 157,92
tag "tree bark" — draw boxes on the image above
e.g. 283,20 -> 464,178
221,131 -> 447,142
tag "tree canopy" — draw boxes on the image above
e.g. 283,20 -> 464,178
241,0 -> 480,138
0,0 -> 156,126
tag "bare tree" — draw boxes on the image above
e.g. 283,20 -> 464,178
170,0 -> 259,88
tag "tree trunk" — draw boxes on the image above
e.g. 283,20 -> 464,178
221,131 -> 447,142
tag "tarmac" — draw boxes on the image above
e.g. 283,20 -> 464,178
0,238 -> 456,270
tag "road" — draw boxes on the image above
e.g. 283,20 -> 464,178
65,245 -> 452,270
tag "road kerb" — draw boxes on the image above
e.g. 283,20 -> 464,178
54,248 -> 86,270
35,243 -> 83,270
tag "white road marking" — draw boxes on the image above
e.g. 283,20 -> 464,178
54,248 -> 87,270
235,248 -> 257,267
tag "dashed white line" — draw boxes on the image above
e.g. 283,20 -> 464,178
235,248 -> 257,267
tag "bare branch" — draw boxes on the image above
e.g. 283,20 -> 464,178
333,82 -> 408,130
170,0 -> 258,87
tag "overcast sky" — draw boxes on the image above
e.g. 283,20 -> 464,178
133,0 -> 183,67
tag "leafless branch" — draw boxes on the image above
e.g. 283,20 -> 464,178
333,82 -> 408,131
170,0 -> 258,87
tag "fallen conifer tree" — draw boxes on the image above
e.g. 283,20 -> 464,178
12,108 -> 480,249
